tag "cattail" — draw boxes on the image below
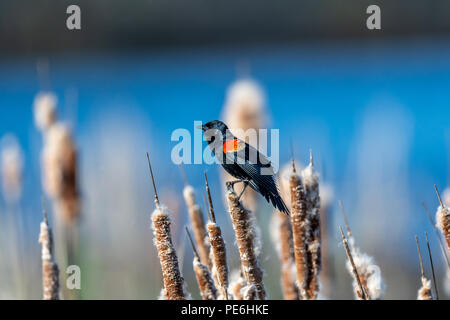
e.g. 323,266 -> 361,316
424,232 -> 439,299
318,182 -> 333,296
229,269 -> 245,300
226,190 -> 265,300
270,212 -> 298,299
339,208 -> 385,300
186,227 -> 217,300
415,236 -> 433,300
242,284 -> 257,300
273,162 -> 301,299
205,173 -> 229,299
39,201 -> 59,300
33,92 -> 57,132
434,185 -> 450,252
183,184 -> 211,269
1,135 -> 23,204
221,79 -> 266,212
301,151 -> 321,299
41,123 -> 80,225
418,278 -> 433,300
339,227 -> 368,300
289,160 -> 312,299
147,153 -> 187,300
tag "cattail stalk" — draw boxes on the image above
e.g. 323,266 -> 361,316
34,96 -> 81,299
226,190 -> 265,300
339,227 -> 367,300
289,161 -> 312,299
340,202 -> 385,300
205,173 -> 229,299
186,227 -> 217,300
301,151 -> 321,299
424,232 -> 439,299
272,212 -> 299,300
147,153 -> 186,300
39,201 -> 59,300
434,185 -> 450,253
273,163 -> 299,299
422,201 -> 450,268
183,183 -> 211,269
415,236 -> 433,300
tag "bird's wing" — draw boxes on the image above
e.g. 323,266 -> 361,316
223,140 -> 277,192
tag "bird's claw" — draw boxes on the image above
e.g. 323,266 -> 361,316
226,181 -> 235,192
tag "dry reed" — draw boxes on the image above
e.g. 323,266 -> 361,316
205,173 -> 229,299
39,201 -> 59,300
434,185 -> 450,253
183,183 -> 211,269
186,227 -> 217,300
415,236 -> 433,300
147,153 -> 187,300
226,190 -> 265,300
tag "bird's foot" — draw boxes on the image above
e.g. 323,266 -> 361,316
226,180 -> 242,193
236,180 -> 249,201
225,181 -> 234,192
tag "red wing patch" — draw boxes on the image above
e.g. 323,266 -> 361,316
223,139 -> 245,153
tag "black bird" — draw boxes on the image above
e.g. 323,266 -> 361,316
198,120 -> 289,215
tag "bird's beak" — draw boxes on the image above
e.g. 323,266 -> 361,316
196,124 -> 204,130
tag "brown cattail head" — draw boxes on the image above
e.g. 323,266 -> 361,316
221,79 -> 266,212
183,184 -> 210,268
42,123 -> 80,224
152,206 -> 186,300
270,212 -> 299,300
289,168 -> 312,299
33,92 -> 57,132
39,201 -> 60,300
342,227 -> 385,300
435,185 -> 450,253
226,190 -> 265,300
147,153 -> 186,300
1,135 -> 23,204
206,221 -> 228,299
204,172 -> 229,299
186,227 -> 217,300
301,151 -> 321,299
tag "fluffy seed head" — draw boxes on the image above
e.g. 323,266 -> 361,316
34,92 -> 57,131
1,135 -> 23,203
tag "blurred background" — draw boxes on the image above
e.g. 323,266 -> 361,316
0,0 -> 450,299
